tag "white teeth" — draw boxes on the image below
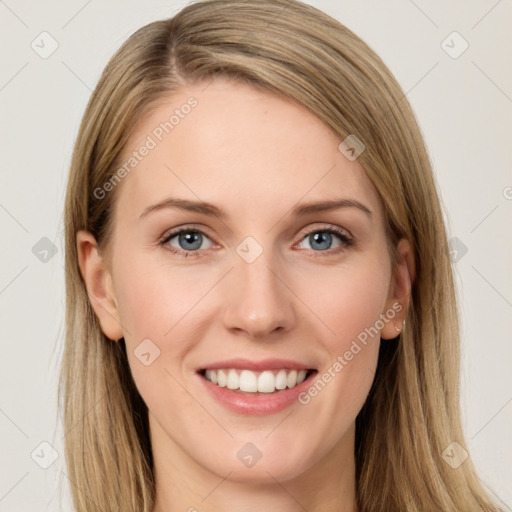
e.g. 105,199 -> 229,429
239,370 -> 258,392
287,369 -> 297,388
275,369 -> 288,390
297,369 -> 307,384
217,369 -> 227,387
203,368 -> 311,393
205,369 -> 218,384
257,370 -> 275,393
227,369 -> 239,390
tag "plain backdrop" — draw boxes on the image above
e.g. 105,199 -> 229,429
1,0 -> 511,510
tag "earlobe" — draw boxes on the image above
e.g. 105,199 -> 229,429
381,238 -> 415,340
76,230 -> 124,341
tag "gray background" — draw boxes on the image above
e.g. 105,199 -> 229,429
0,0 -> 511,510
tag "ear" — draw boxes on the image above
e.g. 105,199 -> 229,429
76,230 -> 124,341
380,238 -> 416,340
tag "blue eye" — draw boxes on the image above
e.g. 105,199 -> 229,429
159,225 -> 353,258
298,228 -> 352,252
160,228 -> 213,257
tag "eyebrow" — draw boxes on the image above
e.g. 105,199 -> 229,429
138,197 -> 373,221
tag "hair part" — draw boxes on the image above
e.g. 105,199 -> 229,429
60,1 -> 501,510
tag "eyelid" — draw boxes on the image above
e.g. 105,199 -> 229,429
296,222 -> 353,240
160,223 -> 212,239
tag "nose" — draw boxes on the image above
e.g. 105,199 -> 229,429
222,247 -> 297,339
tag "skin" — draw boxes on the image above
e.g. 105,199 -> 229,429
77,77 -> 415,512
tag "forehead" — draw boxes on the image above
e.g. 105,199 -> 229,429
113,78 -> 384,225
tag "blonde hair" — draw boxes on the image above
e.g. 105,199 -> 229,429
59,1 -> 502,510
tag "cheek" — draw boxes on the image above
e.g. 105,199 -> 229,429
113,253 -> 204,339
296,261 -> 388,416
303,259 -> 390,346
114,258 -> 200,420
112,254 -> 215,397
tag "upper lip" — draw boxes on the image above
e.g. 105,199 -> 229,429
198,358 -> 316,372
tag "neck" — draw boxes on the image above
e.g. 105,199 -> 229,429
149,415 -> 358,512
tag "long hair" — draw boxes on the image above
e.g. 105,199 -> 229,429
59,1 -> 501,510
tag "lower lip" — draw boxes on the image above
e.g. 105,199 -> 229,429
196,370 -> 318,416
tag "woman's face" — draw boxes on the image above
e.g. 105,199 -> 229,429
78,77 -> 411,485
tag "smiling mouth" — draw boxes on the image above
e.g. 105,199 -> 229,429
197,368 -> 318,394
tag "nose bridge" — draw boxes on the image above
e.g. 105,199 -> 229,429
222,236 -> 295,337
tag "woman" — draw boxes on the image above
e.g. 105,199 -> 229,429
59,0 -> 503,510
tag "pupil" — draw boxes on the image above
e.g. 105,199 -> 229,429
181,232 -> 201,250
311,232 -> 331,251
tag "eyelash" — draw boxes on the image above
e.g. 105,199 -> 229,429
158,224 -> 354,259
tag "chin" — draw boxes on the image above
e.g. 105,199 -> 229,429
214,461 -> 306,485
197,444 -> 314,485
